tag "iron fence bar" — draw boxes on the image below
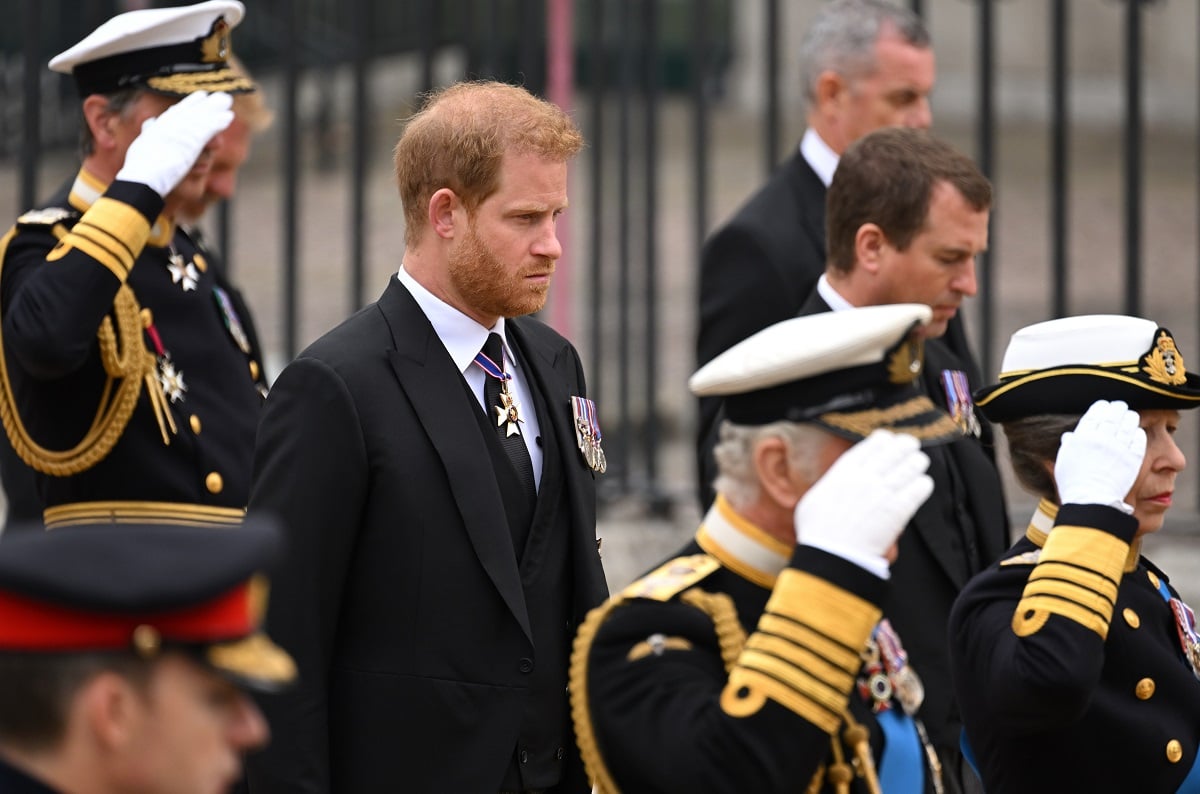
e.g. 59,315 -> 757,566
764,0 -> 780,173
420,2 -> 438,94
643,0 -> 667,513
976,0 -> 996,380
20,0 -> 40,212
615,0 -> 634,491
587,0 -> 605,440
349,0 -> 369,312
691,0 -> 711,256
1123,0 -> 1144,316
1050,0 -> 1068,318
282,0 -> 301,359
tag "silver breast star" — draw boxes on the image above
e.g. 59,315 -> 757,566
167,252 -> 200,292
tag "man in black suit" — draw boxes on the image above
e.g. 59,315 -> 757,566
797,126 -> 1009,794
697,0 -> 942,507
244,80 -> 608,793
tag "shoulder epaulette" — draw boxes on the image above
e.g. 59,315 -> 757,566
620,554 -> 720,602
16,207 -> 79,229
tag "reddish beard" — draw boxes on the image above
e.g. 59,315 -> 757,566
448,223 -> 555,320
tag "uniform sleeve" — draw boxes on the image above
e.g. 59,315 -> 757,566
574,547 -> 885,793
949,504 -> 1138,732
243,356 -> 368,794
2,181 -> 162,378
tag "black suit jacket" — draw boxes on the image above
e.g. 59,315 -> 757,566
798,291 -> 1010,755
694,146 -> 983,508
244,277 -> 608,792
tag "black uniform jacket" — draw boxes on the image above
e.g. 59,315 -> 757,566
572,496 -> 938,794
789,291 -> 1009,758
0,758 -> 59,794
243,276 -> 609,793
693,146 -> 983,509
0,170 -> 267,524
950,500 -> 1200,794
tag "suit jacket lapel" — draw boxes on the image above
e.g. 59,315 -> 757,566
785,151 -> 827,260
379,280 -> 532,641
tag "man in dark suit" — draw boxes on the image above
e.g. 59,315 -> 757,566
244,80 -> 608,793
797,126 -> 1009,794
696,0 -> 944,507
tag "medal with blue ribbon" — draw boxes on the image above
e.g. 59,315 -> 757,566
474,349 -> 523,437
941,369 -> 980,438
571,396 -> 606,473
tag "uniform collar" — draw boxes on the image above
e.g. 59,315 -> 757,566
396,265 -> 513,375
1024,498 -> 1141,572
695,495 -> 791,589
69,167 -> 175,247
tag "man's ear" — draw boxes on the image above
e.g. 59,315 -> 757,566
753,436 -> 802,512
814,70 -> 847,110
854,223 -> 887,275
79,671 -> 143,751
428,188 -> 461,240
81,95 -> 118,152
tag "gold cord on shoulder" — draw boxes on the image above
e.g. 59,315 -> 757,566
0,225 -> 161,476
680,588 -> 747,672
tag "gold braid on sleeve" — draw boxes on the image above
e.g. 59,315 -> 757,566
0,226 -> 164,477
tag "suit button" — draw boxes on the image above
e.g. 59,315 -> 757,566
555,747 -> 565,760
189,414 -> 202,434
249,360 -> 260,380
519,657 -> 534,673
205,472 -> 223,494
1135,678 -> 1155,700
1123,608 -> 1140,629
1167,739 -> 1183,763
519,749 -> 529,764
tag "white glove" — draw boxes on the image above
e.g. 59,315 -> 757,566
794,429 -> 933,575
116,91 -> 234,199
1055,399 -> 1145,513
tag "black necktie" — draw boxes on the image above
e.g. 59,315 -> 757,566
481,333 -> 537,505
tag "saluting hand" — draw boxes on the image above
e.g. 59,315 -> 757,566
116,90 -> 235,199
1055,399 -> 1146,513
793,429 -> 933,574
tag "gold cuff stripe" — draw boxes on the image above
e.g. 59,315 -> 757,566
1014,596 -> 1110,637
50,233 -> 128,280
1028,563 -> 1120,605
767,569 -> 882,650
744,633 -> 857,692
728,662 -> 844,733
44,500 -> 246,529
1020,579 -> 1115,623
79,197 -> 151,257
1040,525 -> 1130,586
757,614 -> 864,674
70,223 -> 136,276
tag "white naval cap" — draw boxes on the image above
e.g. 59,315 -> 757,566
689,303 -> 961,445
49,1 -> 254,98
975,314 -> 1200,422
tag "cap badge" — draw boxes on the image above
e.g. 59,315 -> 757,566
571,396 -> 607,473
887,336 -> 924,385
200,17 -> 232,64
1142,330 -> 1187,386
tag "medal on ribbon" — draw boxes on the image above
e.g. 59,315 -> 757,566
474,348 -> 523,437
940,369 -> 980,438
1170,597 -> 1200,681
212,285 -> 252,355
570,396 -> 606,473
857,618 -> 924,715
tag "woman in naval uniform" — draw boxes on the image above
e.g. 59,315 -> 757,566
949,314 -> 1200,793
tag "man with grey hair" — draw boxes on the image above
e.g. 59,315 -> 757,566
696,0 -> 950,509
573,304 -> 956,793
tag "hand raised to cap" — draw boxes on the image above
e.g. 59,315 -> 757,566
115,90 -> 235,200
793,429 -> 933,573
1055,399 -> 1146,514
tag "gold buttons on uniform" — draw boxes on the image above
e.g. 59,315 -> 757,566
1135,678 -> 1155,700
1148,571 -> 1161,589
1123,608 -> 1140,629
249,360 -> 260,380
189,414 -> 202,434
1167,740 -> 1183,763
193,252 -> 208,272
205,472 -> 223,494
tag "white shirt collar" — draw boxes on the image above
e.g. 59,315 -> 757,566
800,127 -> 840,188
397,266 -> 511,374
816,273 -> 857,311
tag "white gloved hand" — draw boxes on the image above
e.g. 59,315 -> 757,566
116,91 -> 234,199
794,429 -> 934,572
1055,399 -> 1146,513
